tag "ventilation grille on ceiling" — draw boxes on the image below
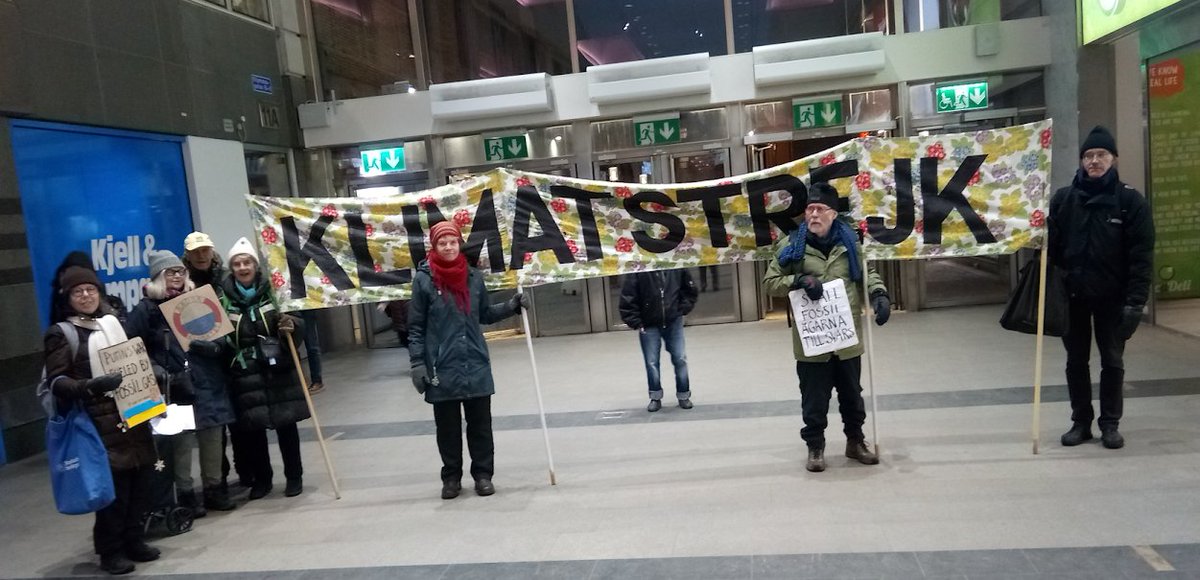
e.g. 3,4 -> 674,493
587,53 -> 712,105
429,73 -> 554,121
752,32 -> 886,87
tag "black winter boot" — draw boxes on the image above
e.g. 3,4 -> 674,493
204,486 -> 237,511
845,440 -> 879,465
124,541 -> 160,562
441,479 -> 462,500
1060,422 -> 1094,446
100,553 -> 135,575
1101,426 -> 1125,449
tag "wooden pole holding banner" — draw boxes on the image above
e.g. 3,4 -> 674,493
1031,243 -> 1050,455
517,286 -> 558,485
861,253 -> 880,453
285,332 -> 343,499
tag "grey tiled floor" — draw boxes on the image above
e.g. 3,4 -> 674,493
2,305 -> 1199,579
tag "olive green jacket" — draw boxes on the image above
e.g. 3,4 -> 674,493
762,236 -> 886,363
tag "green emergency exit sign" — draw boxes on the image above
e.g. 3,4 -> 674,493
483,135 -> 529,162
360,147 -> 406,176
633,113 -> 681,147
792,97 -> 843,130
935,81 -> 989,113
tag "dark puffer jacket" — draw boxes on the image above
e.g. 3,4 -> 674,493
220,276 -> 310,430
408,261 -> 519,404
124,298 -> 236,430
618,269 -> 698,329
1048,171 -> 1155,306
45,319 -> 157,472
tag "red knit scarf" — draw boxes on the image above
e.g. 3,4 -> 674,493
429,253 -> 470,313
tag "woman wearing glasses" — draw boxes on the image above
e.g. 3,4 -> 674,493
44,258 -> 160,574
125,250 -> 238,515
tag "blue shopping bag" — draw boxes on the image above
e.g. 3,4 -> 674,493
46,403 -> 115,515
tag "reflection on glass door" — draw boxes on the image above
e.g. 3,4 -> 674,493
599,150 -> 739,329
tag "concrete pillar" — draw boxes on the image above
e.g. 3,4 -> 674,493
1042,0 -> 1083,188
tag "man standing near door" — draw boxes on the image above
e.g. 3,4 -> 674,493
1049,126 -> 1155,450
619,269 -> 699,412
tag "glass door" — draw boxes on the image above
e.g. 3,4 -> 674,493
598,150 -> 740,329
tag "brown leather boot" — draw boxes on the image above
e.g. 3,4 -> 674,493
806,447 -> 826,472
845,440 -> 879,465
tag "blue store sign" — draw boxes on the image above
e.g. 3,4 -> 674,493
251,74 -> 273,94
10,120 -> 194,326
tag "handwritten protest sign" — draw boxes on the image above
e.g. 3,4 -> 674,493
789,279 -> 859,357
98,337 -> 166,429
159,285 -> 234,350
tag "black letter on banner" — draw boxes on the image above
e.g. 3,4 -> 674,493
807,160 -> 858,214
866,158 -> 916,244
921,154 -> 995,245
345,212 -> 412,286
677,183 -> 741,247
550,185 -> 610,261
281,215 -> 354,299
625,191 -> 686,253
400,202 -> 448,267
745,175 -> 806,246
462,189 -> 505,273
509,185 -> 574,270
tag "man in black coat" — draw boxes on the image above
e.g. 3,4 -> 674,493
1048,126 -> 1155,450
619,269 -> 699,412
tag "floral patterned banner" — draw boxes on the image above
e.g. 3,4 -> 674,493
247,120 -> 1052,311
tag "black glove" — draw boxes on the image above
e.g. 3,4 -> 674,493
188,339 -> 222,358
871,292 -> 891,326
86,372 -> 124,395
411,365 -> 430,394
1117,305 -> 1143,340
508,293 -> 530,314
791,274 -> 824,300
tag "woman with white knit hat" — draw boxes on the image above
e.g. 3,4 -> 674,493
219,237 -> 309,499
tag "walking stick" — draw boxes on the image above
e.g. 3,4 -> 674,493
518,286 -> 558,485
285,331 -> 342,499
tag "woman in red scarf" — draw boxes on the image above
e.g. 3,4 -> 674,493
408,221 -> 527,499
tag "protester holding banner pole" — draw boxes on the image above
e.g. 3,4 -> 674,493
409,221 -> 528,500
124,250 -> 238,513
763,182 -> 890,473
44,260 -> 162,575
220,237 -> 310,499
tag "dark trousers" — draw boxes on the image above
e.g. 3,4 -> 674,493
433,396 -> 494,483
796,357 -> 867,449
230,423 -> 303,484
1063,296 -> 1125,429
93,465 -> 154,556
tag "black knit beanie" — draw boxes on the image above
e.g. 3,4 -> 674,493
806,182 -> 840,209
1080,126 -> 1118,158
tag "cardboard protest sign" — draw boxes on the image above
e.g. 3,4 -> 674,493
98,337 -> 166,429
246,121 -> 1052,312
159,285 -> 234,350
790,279 -> 859,357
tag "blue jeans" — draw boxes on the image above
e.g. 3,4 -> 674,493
638,317 -> 690,400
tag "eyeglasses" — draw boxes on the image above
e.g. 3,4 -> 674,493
164,268 -> 188,278
70,286 -> 99,298
1082,151 -> 1112,162
805,205 -> 835,215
